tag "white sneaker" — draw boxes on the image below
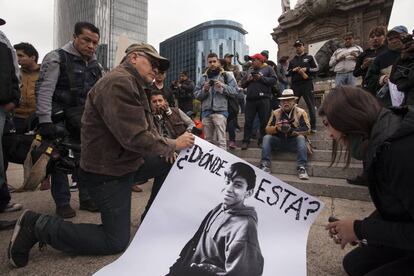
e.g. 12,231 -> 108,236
298,167 -> 309,180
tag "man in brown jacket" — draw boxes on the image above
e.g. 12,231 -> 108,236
12,42 -> 39,132
8,43 -> 195,268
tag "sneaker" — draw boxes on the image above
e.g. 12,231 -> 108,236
228,141 -> 237,150
260,165 -> 271,173
241,142 -> 249,150
79,200 -> 99,212
8,210 -> 40,268
311,129 -> 317,134
298,167 -> 309,180
3,203 -> 23,213
56,205 -> 76,218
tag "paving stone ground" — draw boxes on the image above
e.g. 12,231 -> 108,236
0,164 -> 375,275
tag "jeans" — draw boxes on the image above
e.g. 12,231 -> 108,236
261,134 -> 307,168
335,72 -> 356,87
35,156 -> 171,255
227,117 -> 236,142
202,113 -> 227,149
243,98 -> 271,144
51,169 -> 91,207
291,81 -> 316,130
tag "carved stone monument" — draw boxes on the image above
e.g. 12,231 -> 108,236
272,0 -> 394,64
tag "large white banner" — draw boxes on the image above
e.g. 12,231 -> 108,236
95,137 -> 324,276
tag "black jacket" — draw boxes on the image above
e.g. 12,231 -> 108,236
287,53 -> 319,84
364,49 -> 400,95
240,65 -> 277,100
353,44 -> 387,86
354,106 -> 414,251
0,41 -> 20,106
171,79 -> 195,101
390,52 -> 414,105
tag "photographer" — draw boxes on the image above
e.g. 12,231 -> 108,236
240,53 -> 277,149
259,89 -> 310,180
171,71 -> 195,113
194,53 -> 238,150
34,22 -> 103,218
321,86 -> 414,275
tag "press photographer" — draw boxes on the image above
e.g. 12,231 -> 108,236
259,89 -> 311,180
171,71 -> 195,113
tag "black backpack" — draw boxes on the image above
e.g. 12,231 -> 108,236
222,72 -> 239,120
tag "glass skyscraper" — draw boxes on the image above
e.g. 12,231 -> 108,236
160,20 -> 249,85
54,0 -> 147,69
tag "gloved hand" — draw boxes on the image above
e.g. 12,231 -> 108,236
38,123 -> 57,140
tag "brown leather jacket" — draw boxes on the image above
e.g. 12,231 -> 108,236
80,62 -> 175,176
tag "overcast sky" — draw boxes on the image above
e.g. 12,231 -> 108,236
0,0 -> 412,63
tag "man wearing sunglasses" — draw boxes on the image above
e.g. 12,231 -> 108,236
8,42 -> 195,268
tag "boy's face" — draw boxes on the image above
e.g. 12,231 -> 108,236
221,175 -> 252,208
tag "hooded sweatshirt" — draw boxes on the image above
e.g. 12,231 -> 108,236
167,203 -> 264,276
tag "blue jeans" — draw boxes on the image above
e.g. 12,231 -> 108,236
35,156 -> 171,255
51,169 -> 91,207
335,72 -> 356,87
261,134 -> 307,168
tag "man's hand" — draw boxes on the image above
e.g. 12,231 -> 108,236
326,219 -> 358,249
2,102 -> 16,112
361,57 -> 374,69
175,132 -> 195,150
350,51 -> 359,58
292,66 -> 301,72
165,152 -> 178,164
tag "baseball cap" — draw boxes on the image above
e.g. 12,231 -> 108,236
125,42 -> 170,71
249,53 -> 266,62
293,39 -> 304,47
224,53 -> 234,58
0,18 -> 5,26
387,25 -> 408,36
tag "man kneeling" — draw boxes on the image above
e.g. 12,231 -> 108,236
260,89 -> 311,180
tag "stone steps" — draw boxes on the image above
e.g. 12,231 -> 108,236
275,173 -> 370,201
231,147 -> 361,164
226,112 -> 369,201
243,158 -> 362,179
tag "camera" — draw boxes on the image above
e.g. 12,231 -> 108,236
208,80 -> 215,86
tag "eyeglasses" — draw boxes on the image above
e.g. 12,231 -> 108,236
136,53 -> 159,69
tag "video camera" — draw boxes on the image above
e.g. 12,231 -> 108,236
208,80 -> 215,86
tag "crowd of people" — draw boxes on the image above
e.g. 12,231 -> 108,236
1,15 -> 414,275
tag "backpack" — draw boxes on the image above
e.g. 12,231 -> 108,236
222,72 -> 239,120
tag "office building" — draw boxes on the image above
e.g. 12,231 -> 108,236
54,0 -> 147,69
160,20 -> 248,84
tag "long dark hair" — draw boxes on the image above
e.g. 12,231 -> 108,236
318,86 -> 382,166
